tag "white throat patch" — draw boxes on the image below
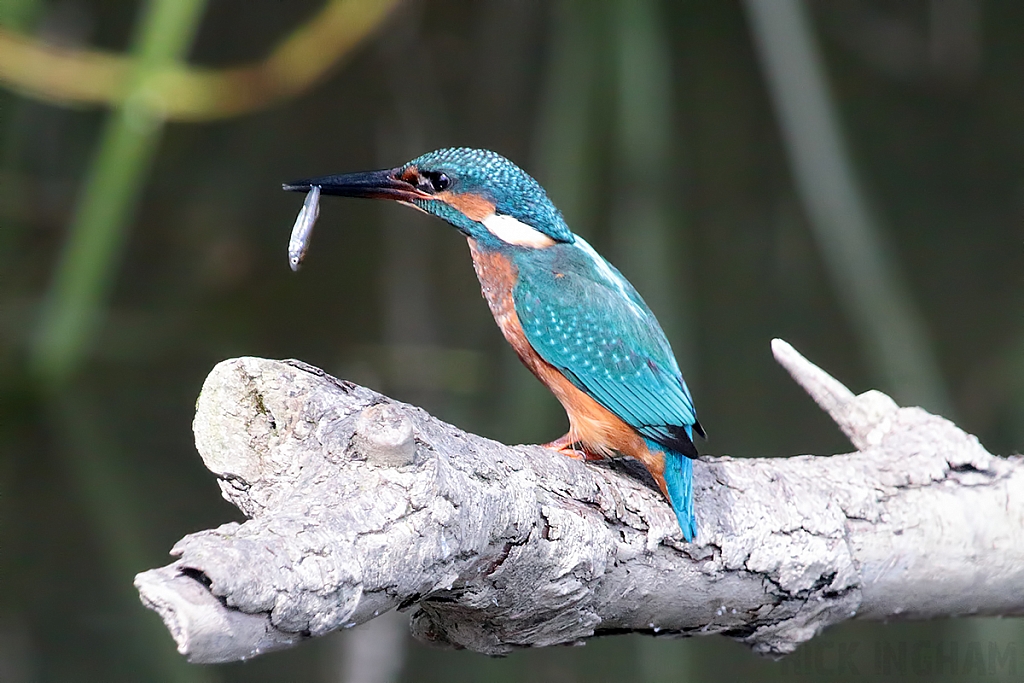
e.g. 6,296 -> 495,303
482,213 -> 556,248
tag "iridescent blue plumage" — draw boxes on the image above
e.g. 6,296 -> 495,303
510,238 -> 702,537
284,147 -> 704,540
405,148 -> 574,243
512,240 -> 699,446
657,439 -> 697,541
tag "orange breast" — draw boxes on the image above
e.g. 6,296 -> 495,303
466,238 -> 665,489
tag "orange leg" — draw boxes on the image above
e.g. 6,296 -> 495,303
542,433 -> 605,461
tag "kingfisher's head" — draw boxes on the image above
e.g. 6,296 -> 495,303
284,148 -> 573,249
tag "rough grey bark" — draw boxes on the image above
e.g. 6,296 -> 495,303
135,340 -> 1024,664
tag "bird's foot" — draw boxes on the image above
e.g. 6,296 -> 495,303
542,434 -> 604,461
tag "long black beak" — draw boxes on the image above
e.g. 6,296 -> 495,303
282,168 -> 427,202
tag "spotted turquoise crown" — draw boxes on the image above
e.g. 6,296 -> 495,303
404,148 -> 575,244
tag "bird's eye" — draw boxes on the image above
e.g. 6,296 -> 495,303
417,171 -> 450,193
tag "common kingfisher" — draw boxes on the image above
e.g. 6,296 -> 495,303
284,148 -> 704,540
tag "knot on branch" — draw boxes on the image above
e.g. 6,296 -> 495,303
350,403 -> 417,466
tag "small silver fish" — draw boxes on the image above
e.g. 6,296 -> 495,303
288,185 -> 321,271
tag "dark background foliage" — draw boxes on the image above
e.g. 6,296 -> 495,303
1,1 -> 1022,681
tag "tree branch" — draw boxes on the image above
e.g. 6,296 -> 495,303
135,340 -> 1024,663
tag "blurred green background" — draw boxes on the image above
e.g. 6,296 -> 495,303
2,0 -> 1023,681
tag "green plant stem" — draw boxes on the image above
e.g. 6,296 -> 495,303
29,0 -> 208,388
27,2 -> 211,679
0,0 -> 41,31
609,0 -> 695,376
531,0 -> 601,232
744,0 -> 952,415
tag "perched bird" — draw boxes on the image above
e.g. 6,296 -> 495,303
284,148 -> 704,540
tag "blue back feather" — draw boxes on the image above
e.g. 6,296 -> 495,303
512,239 -> 699,441
511,240 -> 700,539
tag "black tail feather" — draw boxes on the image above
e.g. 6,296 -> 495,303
662,424 -> 699,459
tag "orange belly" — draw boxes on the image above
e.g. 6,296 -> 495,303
466,238 -> 669,494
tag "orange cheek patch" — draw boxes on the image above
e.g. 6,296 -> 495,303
438,191 -> 496,222
399,166 -> 419,183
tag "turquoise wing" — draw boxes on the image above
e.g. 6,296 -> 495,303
512,240 -> 702,457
